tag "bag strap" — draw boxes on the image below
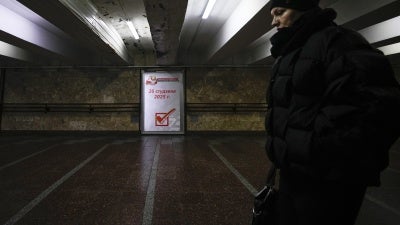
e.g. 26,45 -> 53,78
265,164 -> 277,186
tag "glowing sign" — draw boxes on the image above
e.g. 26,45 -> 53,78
141,71 -> 184,134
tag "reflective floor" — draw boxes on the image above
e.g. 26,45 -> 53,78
0,134 -> 399,225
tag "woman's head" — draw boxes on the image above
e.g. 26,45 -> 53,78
270,0 -> 320,28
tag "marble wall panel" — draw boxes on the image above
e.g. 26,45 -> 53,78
1,67 -> 269,131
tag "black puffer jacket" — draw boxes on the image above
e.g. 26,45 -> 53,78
266,8 -> 400,186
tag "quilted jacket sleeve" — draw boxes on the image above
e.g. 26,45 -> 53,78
313,38 -> 400,173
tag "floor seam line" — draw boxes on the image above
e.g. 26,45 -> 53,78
209,144 -> 258,196
142,142 -> 160,225
3,143 -> 110,225
387,167 -> 400,174
365,194 -> 400,217
0,143 -> 59,171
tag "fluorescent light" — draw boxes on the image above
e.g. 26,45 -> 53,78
378,43 -> 400,56
126,20 -> 139,40
358,16 -> 400,44
0,40 -> 31,61
202,0 -> 216,19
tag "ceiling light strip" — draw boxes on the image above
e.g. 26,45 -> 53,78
0,40 -> 32,61
359,16 -> 400,44
126,21 -> 140,40
202,0 -> 216,19
378,42 -> 400,56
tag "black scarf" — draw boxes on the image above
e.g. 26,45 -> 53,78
270,8 -> 337,58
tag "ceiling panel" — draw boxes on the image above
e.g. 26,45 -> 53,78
0,0 -> 398,67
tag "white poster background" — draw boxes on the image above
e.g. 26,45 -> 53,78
141,71 -> 184,134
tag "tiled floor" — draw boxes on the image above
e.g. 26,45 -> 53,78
0,134 -> 399,225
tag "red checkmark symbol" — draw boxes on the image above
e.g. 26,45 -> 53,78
156,108 -> 176,124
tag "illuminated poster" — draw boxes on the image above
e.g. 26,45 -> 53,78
141,70 -> 184,134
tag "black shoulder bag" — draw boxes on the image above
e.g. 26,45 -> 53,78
251,164 -> 278,225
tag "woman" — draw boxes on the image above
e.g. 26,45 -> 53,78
265,0 -> 400,224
